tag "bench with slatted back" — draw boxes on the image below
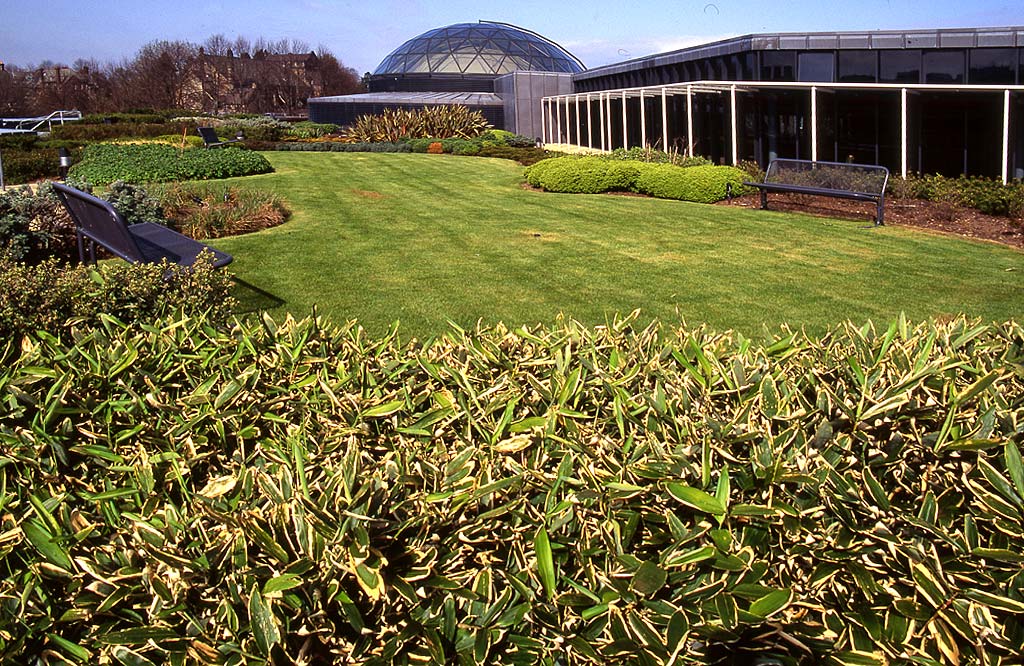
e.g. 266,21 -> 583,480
53,182 -> 233,268
197,127 -> 241,148
743,159 -> 889,225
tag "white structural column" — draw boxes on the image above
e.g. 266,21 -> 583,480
640,89 -> 647,148
565,97 -> 572,145
540,99 -> 547,144
599,93 -> 606,151
810,86 -> 818,163
586,94 -> 593,149
730,84 -> 738,165
901,88 -> 908,178
575,95 -> 581,147
661,87 -> 668,151
555,97 -> 562,144
686,84 -> 694,157
602,92 -> 610,149
621,91 -> 628,150
1002,89 -> 1011,185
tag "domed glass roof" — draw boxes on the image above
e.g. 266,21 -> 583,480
373,22 -> 584,76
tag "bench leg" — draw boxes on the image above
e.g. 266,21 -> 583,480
77,231 -> 86,264
876,196 -> 884,226
760,189 -> 768,210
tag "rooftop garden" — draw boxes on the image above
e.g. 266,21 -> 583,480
1,111 -> 1022,664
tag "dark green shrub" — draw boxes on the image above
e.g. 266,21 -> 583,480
477,145 -> 552,165
605,146 -> 713,167
0,313 -> 1021,664
0,133 -> 40,150
104,180 -> 165,224
636,163 -> 750,203
50,122 -> 195,142
81,112 -> 167,124
284,121 -> 339,139
68,143 -> 273,185
0,182 -> 76,262
0,251 -> 235,337
271,141 -> 411,153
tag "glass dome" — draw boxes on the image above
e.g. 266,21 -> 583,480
373,21 -> 584,76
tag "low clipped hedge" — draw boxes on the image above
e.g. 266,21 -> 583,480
68,143 -> 273,185
271,141 -> 411,153
0,252 -> 235,337
1,312 -> 1022,664
526,156 -> 750,203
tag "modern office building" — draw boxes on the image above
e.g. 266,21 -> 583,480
309,21 -> 583,135
543,27 -> 1024,181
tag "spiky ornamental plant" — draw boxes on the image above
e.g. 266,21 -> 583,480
339,105 -> 492,143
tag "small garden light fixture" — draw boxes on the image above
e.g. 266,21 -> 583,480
235,129 -> 245,141
58,147 -> 72,180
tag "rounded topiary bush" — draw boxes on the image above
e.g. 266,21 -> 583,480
635,164 -> 750,203
525,156 -> 641,194
527,157 -> 748,203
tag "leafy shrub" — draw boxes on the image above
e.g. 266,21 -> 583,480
50,122 -> 195,141
478,129 -> 536,148
527,157 -> 750,203
0,182 -> 76,262
888,174 -> 1024,218
81,112 -> 167,124
0,313 -> 1022,664
284,121 -> 339,139
477,145 -> 552,165
68,143 -> 273,185
605,146 -> 713,167
152,181 -> 290,239
0,133 -> 40,150
0,147 -> 83,184
427,141 -> 444,154
0,251 -> 234,337
270,141 -> 411,153
103,180 -> 165,224
636,163 -> 751,203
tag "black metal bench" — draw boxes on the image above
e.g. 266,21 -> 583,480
52,182 -> 233,268
197,126 -> 241,148
743,159 -> 889,225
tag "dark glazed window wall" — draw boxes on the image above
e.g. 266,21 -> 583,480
923,50 -> 965,84
761,52 -> 796,81
880,50 -> 920,83
969,49 -> 1017,84
798,52 -> 834,82
838,51 -> 877,83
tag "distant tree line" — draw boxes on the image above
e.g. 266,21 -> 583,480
0,34 -> 364,117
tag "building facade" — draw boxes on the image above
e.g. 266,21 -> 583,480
545,27 -> 1024,181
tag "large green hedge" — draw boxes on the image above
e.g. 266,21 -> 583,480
1,312 -> 1022,664
526,156 -> 749,203
68,143 -> 273,185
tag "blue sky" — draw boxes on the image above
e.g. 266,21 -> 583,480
1,0 -> 1020,73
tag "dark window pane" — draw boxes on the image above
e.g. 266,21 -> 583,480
838,50 -> 877,82
880,50 -> 920,83
761,52 -> 795,81
923,50 -> 964,84
969,48 -> 1016,84
798,52 -> 834,81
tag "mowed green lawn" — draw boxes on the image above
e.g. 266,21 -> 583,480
214,152 -> 1023,338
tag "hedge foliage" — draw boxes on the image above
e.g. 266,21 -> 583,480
889,174 -> 1024,218
271,141 -> 412,153
526,157 -> 750,203
0,251 -> 235,337
0,146 -> 85,185
0,182 -> 76,262
68,143 -> 273,185
0,312 -> 1022,664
